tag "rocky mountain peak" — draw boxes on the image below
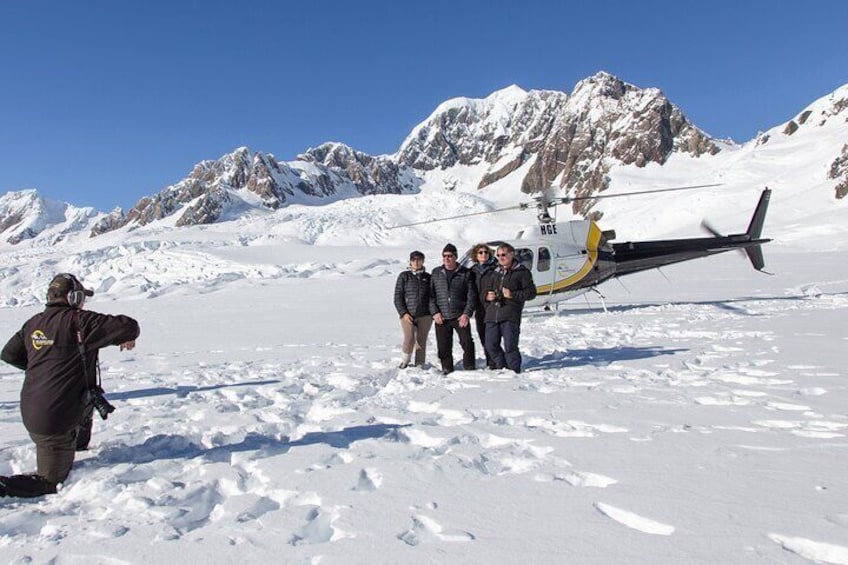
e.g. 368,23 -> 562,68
5,73 -> 844,246
88,141 -> 415,236
0,189 -> 96,245
571,71 -> 629,101
396,71 -> 719,215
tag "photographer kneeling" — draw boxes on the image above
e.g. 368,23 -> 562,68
0,273 -> 139,498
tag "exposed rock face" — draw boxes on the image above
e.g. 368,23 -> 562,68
830,144 -> 848,199
87,73 -> 723,235
7,72 -> 842,245
300,143 -> 407,196
396,72 -> 719,215
90,145 -> 413,235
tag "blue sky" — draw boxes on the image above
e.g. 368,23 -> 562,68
2,0 -> 846,211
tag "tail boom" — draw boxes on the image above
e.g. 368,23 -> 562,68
612,188 -> 772,276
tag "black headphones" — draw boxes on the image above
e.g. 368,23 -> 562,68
60,274 -> 86,308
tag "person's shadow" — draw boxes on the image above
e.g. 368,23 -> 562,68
108,379 -> 282,401
79,423 -> 411,468
526,345 -> 686,370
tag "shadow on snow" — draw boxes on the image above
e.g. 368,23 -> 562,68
526,345 -> 687,370
81,423 -> 411,468
108,379 -> 282,401
529,291 -> 843,317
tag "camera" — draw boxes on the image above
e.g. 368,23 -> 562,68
87,385 -> 116,420
494,289 -> 505,306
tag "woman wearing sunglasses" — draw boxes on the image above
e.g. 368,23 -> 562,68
470,243 -> 496,369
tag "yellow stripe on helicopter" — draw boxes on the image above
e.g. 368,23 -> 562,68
535,222 -> 602,294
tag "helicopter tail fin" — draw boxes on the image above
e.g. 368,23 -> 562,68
746,188 -> 771,241
743,188 -> 771,271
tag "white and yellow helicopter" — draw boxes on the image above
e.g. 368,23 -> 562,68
395,185 -> 772,310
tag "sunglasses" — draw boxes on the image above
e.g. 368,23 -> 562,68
477,250 -> 489,255
496,253 -> 512,257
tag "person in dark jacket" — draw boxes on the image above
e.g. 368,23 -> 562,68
479,243 -> 537,373
0,273 -> 139,498
429,243 -> 476,374
393,250 -> 433,368
470,243 -> 496,369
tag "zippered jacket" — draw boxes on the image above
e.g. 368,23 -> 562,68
1,305 -> 140,435
429,265 -> 476,320
394,268 -> 432,319
470,261 -> 495,314
479,262 -> 537,324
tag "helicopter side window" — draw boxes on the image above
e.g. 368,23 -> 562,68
537,247 -> 551,272
516,248 -> 533,270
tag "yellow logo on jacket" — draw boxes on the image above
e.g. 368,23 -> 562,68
31,330 -> 54,350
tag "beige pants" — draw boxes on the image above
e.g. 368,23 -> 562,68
400,315 -> 433,366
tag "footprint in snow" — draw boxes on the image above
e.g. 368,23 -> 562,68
353,468 -> 382,491
289,507 -> 350,545
768,534 -> 848,564
594,502 -> 674,536
397,514 -> 475,546
536,470 -> 617,488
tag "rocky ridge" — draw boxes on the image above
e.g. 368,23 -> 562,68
2,72 -> 847,244
397,72 -> 719,215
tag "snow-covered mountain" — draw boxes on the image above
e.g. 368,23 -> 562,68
396,72 -> 718,215
2,71 -> 845,246
89,144 -> 416,236
3,75 -> 848,564
0,189 -> 98,245
0,72 -> 846,306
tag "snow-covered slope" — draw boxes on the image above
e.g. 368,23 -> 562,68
1,78 -> 847,565
0,76 -> 845,307
0,189 -> 98,245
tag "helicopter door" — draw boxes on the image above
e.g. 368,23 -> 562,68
516,248 -> 533,271
535,246 -> 554,296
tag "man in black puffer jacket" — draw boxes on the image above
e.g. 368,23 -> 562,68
479,243 -> 536,373
429,243 -> 476,374
393,250 -> 433,368
0,273 -> 139,498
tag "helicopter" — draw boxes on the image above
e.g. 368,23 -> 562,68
392,184 -> 772,310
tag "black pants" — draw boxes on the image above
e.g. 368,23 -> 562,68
77,405 -> 94,451
435,318 -> 475,372
0,408 -> 92,498
474,312 -> 494,368
0,428 -> 76,498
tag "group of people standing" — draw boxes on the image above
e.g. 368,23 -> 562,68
0,244 -> 532,498
393,242 -> 536,374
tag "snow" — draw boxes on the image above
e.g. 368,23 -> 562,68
0,83 -> 847,564
1,188 -> 847,564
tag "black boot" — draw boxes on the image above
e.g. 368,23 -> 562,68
0,474 -> 57,497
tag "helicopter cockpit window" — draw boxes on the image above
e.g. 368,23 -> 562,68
516,248 -> 533,270
538,247 -> 551,272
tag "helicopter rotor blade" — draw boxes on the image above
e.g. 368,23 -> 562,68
553,183 -> 725,205
386,203 -> 528,229
387,182 -> 725,229
700,219 -> 723,237
702,218 -> 748,262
